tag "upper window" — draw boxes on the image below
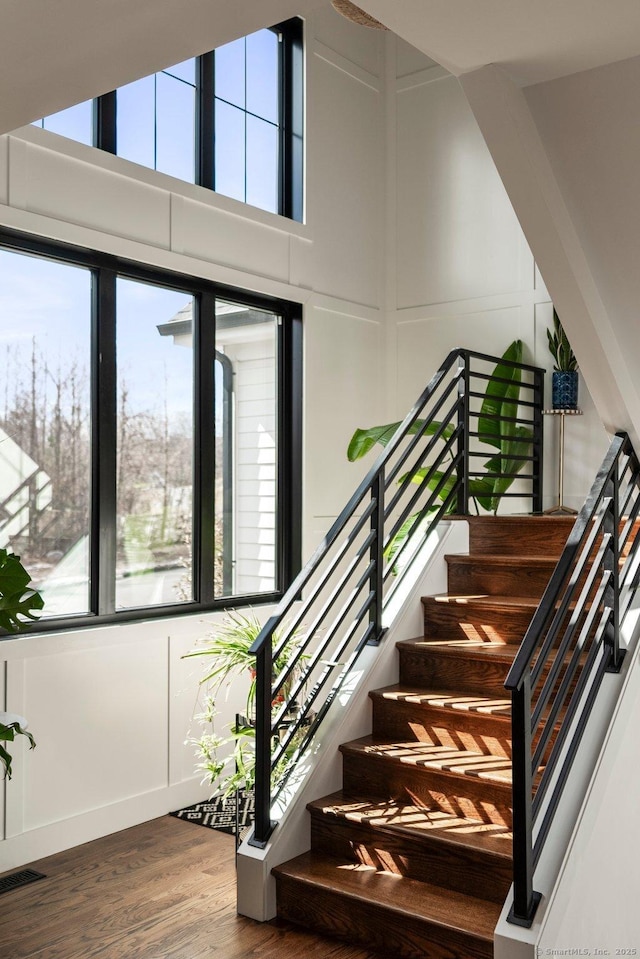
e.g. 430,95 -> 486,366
0,232 -> 302,629
33,19 -> 303,221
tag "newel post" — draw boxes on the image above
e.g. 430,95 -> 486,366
456,354 -> 470,515
249,638 -> 274,847
508,672 -> 541,926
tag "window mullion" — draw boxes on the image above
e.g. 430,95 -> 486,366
194,292 -> 216,604
197,53 -> 215,190
94,91 -> 117,154
277,308 -> 303,589
92,269 -> 117,615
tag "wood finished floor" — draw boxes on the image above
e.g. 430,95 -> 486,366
0,816 -> 378,959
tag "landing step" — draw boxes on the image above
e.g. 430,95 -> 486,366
274,850 -> 500,959
465,514 -> 575,557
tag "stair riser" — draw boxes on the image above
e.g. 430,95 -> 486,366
399,646 -> 512,697
341,750 -> 513,828
371,695 -> 512,759
446,558 -> 556,599
422,597 -> 534,644
309,811 -> 511,904
466,516 -> 574,557
275,872 -> 494,959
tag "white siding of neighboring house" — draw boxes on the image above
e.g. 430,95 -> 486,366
226,335 -> 277,596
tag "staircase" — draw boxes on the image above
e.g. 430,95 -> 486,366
273,515 -> 575,959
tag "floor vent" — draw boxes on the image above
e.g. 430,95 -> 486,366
0,869 -> 46,895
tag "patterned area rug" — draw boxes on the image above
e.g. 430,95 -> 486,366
170,789 -> 254,837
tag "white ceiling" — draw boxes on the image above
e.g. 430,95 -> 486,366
1,0 -> 640,136
356,0 -> 640,85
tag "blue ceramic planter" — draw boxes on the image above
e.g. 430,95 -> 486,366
552,370 -> 578,410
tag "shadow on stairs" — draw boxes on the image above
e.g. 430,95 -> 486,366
272,515 -> 575,959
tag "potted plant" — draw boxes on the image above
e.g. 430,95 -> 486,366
0,547 -> 44,777
347,341 -> 535,558
183,610 -> 306,798
547,309 -> 579,409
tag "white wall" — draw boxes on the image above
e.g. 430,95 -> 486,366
387,39 -> 608,510
0,8 -> 387,871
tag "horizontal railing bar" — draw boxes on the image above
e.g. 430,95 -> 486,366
506,436 -> 625,691
531,586 -> 609,769
531,608 -> 609,820
530,541 -> 609,695
271,534 -> 377,696
468,410 -> 535,427
382,456 -> 462,576
273,557 -> 376,704
384,440 -> 461,549
250,349 -> 466,658
618,494 -> 640,558
468,444 -> 534,460
467,430 -> 533,444
466,389 -> 539,410
272,624 -> 376,800
384,388 -> 461,489
462,347 -> 543,375
530,565 -> 608,731
384,408 -> 461,515
468,472 -> 536,481
383,487 -> 460,605
271,510 -> 377,667
272,600 -> 375,766
532,631 -> 610,841
530,528 -> 609,692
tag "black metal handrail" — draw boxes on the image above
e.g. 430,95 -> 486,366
505,431 -> 640,927
249,348 -> 544,847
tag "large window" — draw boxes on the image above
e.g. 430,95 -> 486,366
0,232 -> 302,629
34,19 -> 303,221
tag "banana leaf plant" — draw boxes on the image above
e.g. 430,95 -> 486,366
347,341 -> 534,557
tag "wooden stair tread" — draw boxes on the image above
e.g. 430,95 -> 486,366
273,850 -> 502,940
399,637 -> 518,660
341,735 -> 513,785
371,684 -> 511,718
425,593 -> 540,608
308,790 -> 512,858
445,553 -> 559,566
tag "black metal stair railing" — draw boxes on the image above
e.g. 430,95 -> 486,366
248,348 -> 544,847
506,431 -> 640,927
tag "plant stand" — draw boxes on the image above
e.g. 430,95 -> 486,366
543,408 -> 583,515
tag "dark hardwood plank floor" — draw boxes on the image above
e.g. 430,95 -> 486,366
0,816 -> 377,959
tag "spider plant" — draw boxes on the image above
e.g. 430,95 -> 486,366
184,610 -> 306,797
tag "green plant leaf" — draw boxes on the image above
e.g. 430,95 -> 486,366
477,340 -> 524,451
0,720 -> 36,779
347,420 -> 455,462
481,426 -> 534,512
0,550 -> 44,634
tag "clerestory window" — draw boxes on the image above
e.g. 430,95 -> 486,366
0,230 -> 302,630
33,18 -> 303,221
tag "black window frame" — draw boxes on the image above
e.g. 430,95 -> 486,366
0,227 -> 303,634
91,18 -> 303,221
